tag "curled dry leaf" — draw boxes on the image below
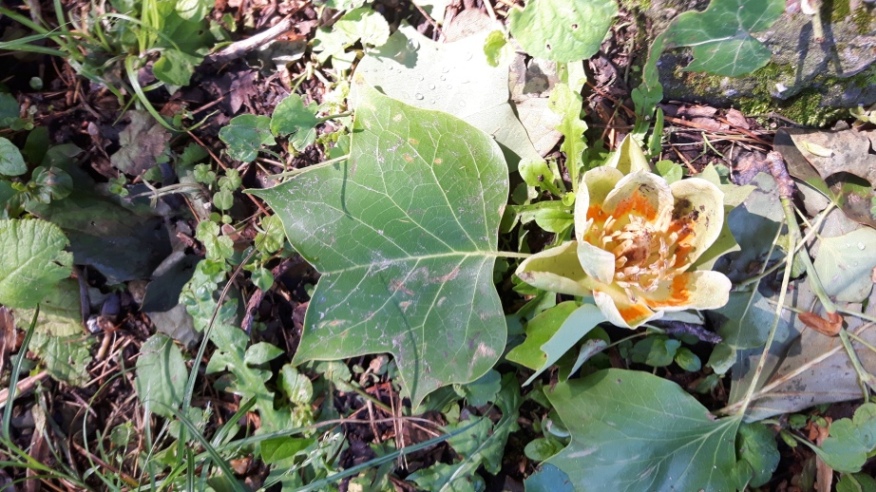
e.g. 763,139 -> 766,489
799,311 -> 843,337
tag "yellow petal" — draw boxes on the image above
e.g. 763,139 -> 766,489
601,171 -> 673,230
643,271 -> 732,312
515,241 -> 595,297
576,166 -> 623,241
577,241 -> 616,284
593,286 -> 660,328
667,178 -> 725,269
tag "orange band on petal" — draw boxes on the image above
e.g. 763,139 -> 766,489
612,189 -> 659,221
619,302 -> 652,324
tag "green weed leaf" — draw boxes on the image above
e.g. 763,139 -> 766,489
819,403 -> 876,473
252,85 -> 509,407
547,369 -> 743,490
135,334 -> 188,418
667,0 -> 784,76
506,302 -> 605,384
0,137 -> 27,176
0,93 -> 20,129
153,49 -> 200,86
509,0 -> 618,62
219,114 -> 275,163
270,94 -> 319,151
736,422 -> 780,487
0,219 -> 72,308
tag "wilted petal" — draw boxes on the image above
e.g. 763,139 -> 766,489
516,241 -> 595,298
601,171 -> 673,231
667,178 -> 725,269
593,287 -> 661,328
577,241 -> 615,284
644,270 -> 731,311
577,167 -> 624,240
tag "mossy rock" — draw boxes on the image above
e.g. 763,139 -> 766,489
640,0 -> 876,125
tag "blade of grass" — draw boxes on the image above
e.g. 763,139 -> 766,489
2,306 -> 39,438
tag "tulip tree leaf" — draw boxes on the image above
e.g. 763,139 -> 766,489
812,227 -> 876,302
251,85 -> 509,407
509,0 -> 618,63
665,0 -> 784,77
356,24 -> 542,170
546,369 -> 743,491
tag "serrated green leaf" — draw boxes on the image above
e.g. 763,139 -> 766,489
0,219 -> 72,308
219,114 -> 275,163
509,0 -> 618,63
244,342 -> 284,365
736,422 -> 780,488
0,137 -> 27,176
271,94 -> 319,148
15,278 -> 81,337
547,369 -> 742,491
135,334 -> 188,418
411,373 -> 520,489
549,83 -> 587,183
668,0 -> 784,76
251,85 -> 509,407
458,369 -> 501,407
153,49 -> 200,86
30,331 -> 92,386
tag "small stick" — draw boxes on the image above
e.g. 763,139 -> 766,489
204,17 -> 293,65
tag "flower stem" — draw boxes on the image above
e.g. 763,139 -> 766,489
488,251 -> 532,259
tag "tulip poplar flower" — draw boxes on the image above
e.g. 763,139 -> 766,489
516,167 -> 732,328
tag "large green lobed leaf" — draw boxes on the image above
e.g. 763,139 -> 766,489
252,85 -> 509,407
547,369 -> 743,491
668,0 -> 784,76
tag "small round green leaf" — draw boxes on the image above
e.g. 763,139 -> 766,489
0,137 -> 27,176
509,0 -> 618,63
219,115 -> 275,163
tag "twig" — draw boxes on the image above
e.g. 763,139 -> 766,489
204,17 -> 293,65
